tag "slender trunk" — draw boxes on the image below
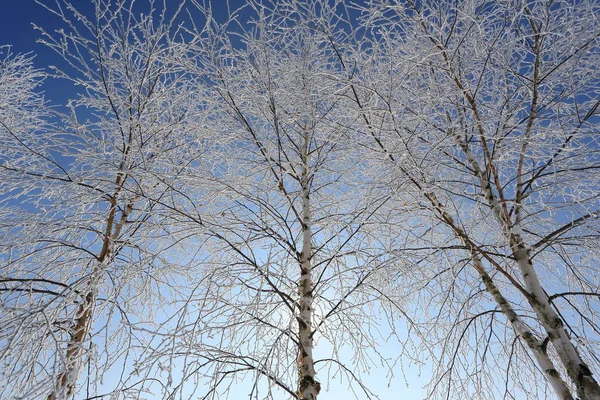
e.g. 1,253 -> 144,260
296,129 -> 320,400
470,251 -> 574,400
460,141 -> 600,399
510,234 -> 600,400
425,189 -> 577,399
47,288 -> 96,400
47,195 -> 134,399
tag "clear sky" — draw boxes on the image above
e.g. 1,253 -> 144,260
0,0 -> 80,105
0,0 -> 247,106
0,1 -> 431,398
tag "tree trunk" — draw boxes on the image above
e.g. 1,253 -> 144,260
510,234 -> 600,400
297,129 -> 320,400
470,251 -> 575,400
461,140 -> 600,399
427,187 -> 576,399
47,287 -> 96,400
47,195 -> 133,399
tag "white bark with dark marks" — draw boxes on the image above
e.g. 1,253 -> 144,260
461,139 -> 600,400
296,128 -> 320,400
510,235 -> 600,400
470,251 -> 574,400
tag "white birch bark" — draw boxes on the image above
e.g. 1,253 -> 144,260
47,192 -> 136,400
469,251 -> 574,400
510,236 -> 600,400
426,188 -> 576,399
459,140 -> 600,400
297,128 -> 320,399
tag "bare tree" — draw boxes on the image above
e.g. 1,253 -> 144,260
4,1 -> 600,399
0,1 -> 203,398
343,0 -> 600,398
132,2 -> 405,399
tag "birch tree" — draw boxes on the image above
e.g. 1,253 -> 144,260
134,3 -> 404,398
4,1 -> 600,399
0,1 -> 203,398
345,0 -> 600,398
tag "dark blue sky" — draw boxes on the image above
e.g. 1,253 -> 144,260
0,0 -> 247,105
1,1 -> 83,107
0,0 -> 78,60
0,0 -> 247,53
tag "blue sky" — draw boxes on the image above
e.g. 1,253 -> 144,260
0,0 -> 78,104
0,0 -> 247,55
0,0 -> 247,106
